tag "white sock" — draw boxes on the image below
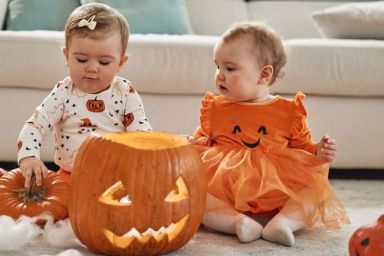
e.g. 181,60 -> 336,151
203,210 -> 262,243
203,194 -> 262,243
234,214 -> 263,243
262,213 -> 304,246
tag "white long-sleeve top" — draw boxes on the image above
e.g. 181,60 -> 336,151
17,76 -> 152,171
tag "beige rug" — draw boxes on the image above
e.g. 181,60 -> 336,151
2,179 -> 383,256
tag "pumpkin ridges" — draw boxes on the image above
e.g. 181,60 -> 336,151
69,132 -> 206,256
0,169 -> 70,222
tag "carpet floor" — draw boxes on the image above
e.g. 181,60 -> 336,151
2,179 -> 383,256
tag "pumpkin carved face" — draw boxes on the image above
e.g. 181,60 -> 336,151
349,214 -> 384,256
69,131 -> 206,256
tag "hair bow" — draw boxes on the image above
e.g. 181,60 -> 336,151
78,15 -> 97,30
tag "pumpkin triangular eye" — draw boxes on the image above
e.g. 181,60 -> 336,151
98,181 -> 132,206
165,177 -> 189,202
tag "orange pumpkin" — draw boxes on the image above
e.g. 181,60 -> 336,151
0,169 -> 70,222
86,97 -> 105,112
69,131 -> 206,256
349,214 -> 384,256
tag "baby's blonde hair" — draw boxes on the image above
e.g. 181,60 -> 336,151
221,21 -> 287,85
65,3 -> 129,55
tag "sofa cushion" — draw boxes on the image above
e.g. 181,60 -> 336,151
81,0 -> 193,34
123,34 -> 218,94
1,31 -> 384,97
246,1 -> 353,39
185,0 -> 248,36
0,0 -> 7,29
0,31 -> 218,93
312,1 -> 384,39
273,38 -> 384,97
5,0 -> 80,31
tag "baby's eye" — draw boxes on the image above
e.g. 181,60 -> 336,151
77,58 -> 88,63
227,67 -> 235,72
99,61 -> 110,66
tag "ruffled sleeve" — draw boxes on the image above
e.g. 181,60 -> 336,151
289,92 -> 318,154
193,92 -> 215,140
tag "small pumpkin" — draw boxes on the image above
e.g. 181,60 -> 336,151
0,169 -> 70,222
86,97 -> 105,112
69,131 -> 206,256
349,214 -> 384,256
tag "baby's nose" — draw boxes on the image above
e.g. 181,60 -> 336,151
86,61 -> 99,73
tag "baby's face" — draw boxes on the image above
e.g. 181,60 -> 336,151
63,32 -> 127,94
214,36 -> 265,102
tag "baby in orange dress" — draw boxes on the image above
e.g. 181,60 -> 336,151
192,21 -> 350,246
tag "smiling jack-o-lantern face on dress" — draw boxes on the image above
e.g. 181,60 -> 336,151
232,124 -> 268,148
69,131 -> 206,256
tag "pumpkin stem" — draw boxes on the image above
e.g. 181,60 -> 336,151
13,175 -> 47,203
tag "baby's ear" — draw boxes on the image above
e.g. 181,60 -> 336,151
259,65 -> 274,85
62,47 -> 68,59
118,55 -> 129,72
120,54 -> 129,66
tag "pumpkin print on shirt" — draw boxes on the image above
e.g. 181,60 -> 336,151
78,118 -> 98,134
86,97 -> 105,112
17,76 -> 152,171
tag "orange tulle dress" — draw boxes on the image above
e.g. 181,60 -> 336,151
193,92 -> 350,228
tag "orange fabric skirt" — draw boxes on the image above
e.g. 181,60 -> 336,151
195,142 -> 350,228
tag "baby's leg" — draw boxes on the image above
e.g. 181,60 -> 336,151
203,193 -> 263,243
262,189 -> 313,246
261,210 -> 304,246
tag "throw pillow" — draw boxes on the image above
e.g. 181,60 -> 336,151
0,0 -> 8,29
312,1 -> 384,39
81,0 -> 193,34
5,0 -> 80,31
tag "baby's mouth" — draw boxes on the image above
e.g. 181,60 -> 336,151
84,76 -> 98,80
219,85 -> 228,91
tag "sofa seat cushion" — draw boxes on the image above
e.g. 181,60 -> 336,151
273,38 -> 384,97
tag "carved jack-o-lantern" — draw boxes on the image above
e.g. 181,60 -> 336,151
86,97 -> 105,112
69,131 -> 206,256
349,214 -> 384,256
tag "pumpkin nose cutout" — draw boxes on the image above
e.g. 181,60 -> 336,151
165,177 -> 190,202
98,181 -> 132,206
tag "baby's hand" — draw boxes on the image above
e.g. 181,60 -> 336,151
316,135 -> 337,163
19,157 -> 48,187
187,135 -> 196,143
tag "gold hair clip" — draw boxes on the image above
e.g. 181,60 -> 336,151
78,15 -> 97,30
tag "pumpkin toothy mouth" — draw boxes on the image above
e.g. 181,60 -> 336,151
103,214 -> 189,248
